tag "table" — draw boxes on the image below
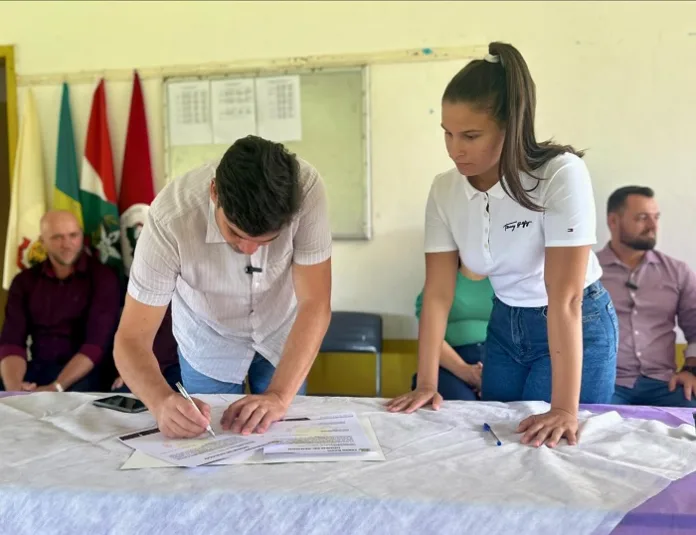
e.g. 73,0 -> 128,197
582,404 -> 696,535
0,392 -> 694,535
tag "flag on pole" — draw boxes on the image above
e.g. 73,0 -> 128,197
79,79 -> 122,276
2,89 -> 47,290
53,82 -> 83,228
119,71 -> 155,275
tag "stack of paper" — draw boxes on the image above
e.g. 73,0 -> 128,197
260,413 -> 375,460
118,427 -> 266,468
119,412 -> 384,469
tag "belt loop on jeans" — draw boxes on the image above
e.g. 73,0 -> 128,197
584,280 -> 604,300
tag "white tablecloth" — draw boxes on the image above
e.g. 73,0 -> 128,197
1,393 -> 695,535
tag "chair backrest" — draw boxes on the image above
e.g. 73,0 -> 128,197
320,312 -> 383,354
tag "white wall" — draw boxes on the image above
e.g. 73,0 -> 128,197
2,1 -> 696,338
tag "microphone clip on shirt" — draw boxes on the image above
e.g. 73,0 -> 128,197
625,281 -> 639,290
245,265 -> 263,275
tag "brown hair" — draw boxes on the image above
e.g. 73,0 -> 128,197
215,135 -> 301,236
442,42 -> 584,212
606,186 -> 654,215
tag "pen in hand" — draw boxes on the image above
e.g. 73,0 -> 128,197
175,382 -> 216,438
483,423 -> 502,446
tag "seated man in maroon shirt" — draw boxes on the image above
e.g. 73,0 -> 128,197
0,210 -> 120,392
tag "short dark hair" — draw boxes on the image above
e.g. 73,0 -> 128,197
606,186 -> 654,215
214,135 -> 301,236
442,42 -> 584,212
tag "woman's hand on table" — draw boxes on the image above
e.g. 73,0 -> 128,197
385,387 -> 443,413
517,408 -> 578,448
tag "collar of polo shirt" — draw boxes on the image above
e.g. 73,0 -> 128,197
461,175 -> 507,201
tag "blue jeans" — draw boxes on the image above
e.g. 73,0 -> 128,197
481,280 -> 618,404
411,342 -> 485,401
179,351 -> 307,396
611,375 -> 696,407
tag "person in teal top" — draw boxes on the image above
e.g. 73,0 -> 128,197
411,263 -> 494,401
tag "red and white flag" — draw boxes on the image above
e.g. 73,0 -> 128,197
119,71 -> 155,274
79,79 -> 122,276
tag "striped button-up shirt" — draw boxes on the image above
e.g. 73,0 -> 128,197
128,159 -> 332,383
598,245 -> 696,388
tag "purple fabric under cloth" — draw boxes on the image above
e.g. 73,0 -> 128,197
580,404 -> 696,535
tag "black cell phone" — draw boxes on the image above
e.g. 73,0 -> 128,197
92,395 -> 148,414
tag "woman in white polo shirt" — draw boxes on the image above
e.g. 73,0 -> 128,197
387,42 -> 618,448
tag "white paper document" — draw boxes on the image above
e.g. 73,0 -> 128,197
120,413 -> 384,469
255,75 -> 302,142
118,426 -> 269,468
167,80 -> 213,146
210,78 -> 257,144
261,413 -> 374,457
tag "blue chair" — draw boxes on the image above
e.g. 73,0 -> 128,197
319,312 -> 383,397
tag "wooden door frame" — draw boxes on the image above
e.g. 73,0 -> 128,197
0,45 -> 17,325
0,45 -> 18,183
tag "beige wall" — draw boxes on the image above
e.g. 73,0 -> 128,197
2,1 -> 696,340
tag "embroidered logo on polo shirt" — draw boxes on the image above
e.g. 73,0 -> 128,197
503,220 -> 532,232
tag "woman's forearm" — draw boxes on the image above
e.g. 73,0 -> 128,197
546,301 -> 583,415
439,341 -> 470,380
416,298 -> 452,389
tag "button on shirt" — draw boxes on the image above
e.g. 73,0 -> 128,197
597,246 -> 696,388
0,253 -> 121,366
127,159 -> 332,384
424,153 -> 603,307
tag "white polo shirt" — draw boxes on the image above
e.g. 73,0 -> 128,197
425,153 -> 602,307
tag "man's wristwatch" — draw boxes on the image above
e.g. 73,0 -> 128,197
54,382 -> 64,392
680,366 -> 696,377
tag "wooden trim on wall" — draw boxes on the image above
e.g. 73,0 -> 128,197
0,45 -> 17,327
16,45 -> 486,86
0,45 -> 17,185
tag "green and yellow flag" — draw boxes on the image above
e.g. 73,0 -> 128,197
54,82 -> 83,227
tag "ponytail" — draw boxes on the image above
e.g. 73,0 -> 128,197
443,42 -> 583,212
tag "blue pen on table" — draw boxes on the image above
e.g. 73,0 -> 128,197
483,423 -> 502,446
175,382 -> 216,438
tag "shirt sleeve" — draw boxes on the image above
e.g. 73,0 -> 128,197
415,290 -> 424,319
127,210 -> 180,306
0,274 -> 29,362
542,156 -> 597,248
79,266 -> 121,365
292,169 -> 332,266
424,178 -> 458,253
676,264 -> 696,359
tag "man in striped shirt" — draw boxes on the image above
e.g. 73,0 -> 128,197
114,136 -> 332,438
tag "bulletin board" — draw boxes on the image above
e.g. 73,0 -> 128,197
163,67 -> 371,240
